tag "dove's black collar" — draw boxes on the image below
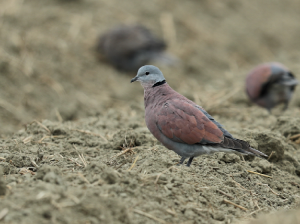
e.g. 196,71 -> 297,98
152,80 -> 166,87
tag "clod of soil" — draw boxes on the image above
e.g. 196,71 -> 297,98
0,167 -> 6,195
272,116 -> 300,137
251,160 -> 273,174
242,129 -> 293,162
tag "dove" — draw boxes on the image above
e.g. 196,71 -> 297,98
131,65 -> 267,167
246,62 -> 298,112
96,25 -> 175,72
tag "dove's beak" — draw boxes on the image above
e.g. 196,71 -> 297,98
130,76 -> 138,83
282,79 -> 298,86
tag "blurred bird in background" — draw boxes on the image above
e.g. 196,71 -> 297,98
246,62 -> 298,113
96,24 -> 176,73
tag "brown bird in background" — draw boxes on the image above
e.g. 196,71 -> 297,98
246,62 -> 298,113
96,25 -> 175,73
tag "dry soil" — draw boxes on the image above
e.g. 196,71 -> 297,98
1,0 -> 300,224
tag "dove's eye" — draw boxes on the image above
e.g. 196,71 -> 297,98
145,72 -> 149,75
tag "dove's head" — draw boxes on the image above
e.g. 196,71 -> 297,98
131,65 -> 166,88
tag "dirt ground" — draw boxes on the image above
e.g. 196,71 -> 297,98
1,0 -> 300,223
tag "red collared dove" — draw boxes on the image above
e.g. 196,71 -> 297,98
96,25 -> 175,73
131,65 -> 267,166
246,62 -> 298,113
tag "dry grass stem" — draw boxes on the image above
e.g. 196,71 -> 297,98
0,208 -> 9,221
22,136 -> 33,144
253,200 -> 261,210
79,153 -> 88,167
115,161 -> 126,170
290,133 -> 300,140
154,166 -> 176,185
194,208 -> 206,212
71,128 -> 108,143
109,147 -> 139,162
30,157 -> 39,168
268,187 -> 280,196
68,158 -> 82,167
223,199 -> 247,211
31,120 -> 51,134
165,209 -> 176,216
249,208 -> 263,216
0,157 -> 5,161
216,189 -> 234,199
55,108 -> 63,122
267,151 -> 275,161
72,144 -> 88,167
38,135 -> 49,143
133,209 -> 167,224
127,155 -> 139,171
77,173 -> 90,184
229,176 -> 248,191
247,170 -> 272,178
256,183 -> 279,196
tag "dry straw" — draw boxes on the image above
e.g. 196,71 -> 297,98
247,170 -> 272,178
133,209 -> 167,224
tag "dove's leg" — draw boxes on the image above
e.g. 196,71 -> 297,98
283,101 -> 289,111
178,157 -> 186,165
186,157 -> 194,167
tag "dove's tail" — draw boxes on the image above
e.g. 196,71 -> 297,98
219,137 -> 268,158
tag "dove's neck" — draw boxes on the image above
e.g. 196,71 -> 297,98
153,80 -> 166,87
144,82 -> 174,108
140,79 -> 166,89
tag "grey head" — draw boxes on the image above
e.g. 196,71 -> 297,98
270,63 -> 298,86
130,65 -> 166,87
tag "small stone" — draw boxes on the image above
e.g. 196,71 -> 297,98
213,212 -> 225,221
252,160 -> 272,174
166,183 -> 173,190
184,208 -> 196,218
220,153 -> 241,163
120,193 -> 127,197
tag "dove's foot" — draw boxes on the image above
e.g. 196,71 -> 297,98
282,102 -> 289,111
178,157 -> 194,167
186,157 -> 194,167
178,157 -> 187,166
